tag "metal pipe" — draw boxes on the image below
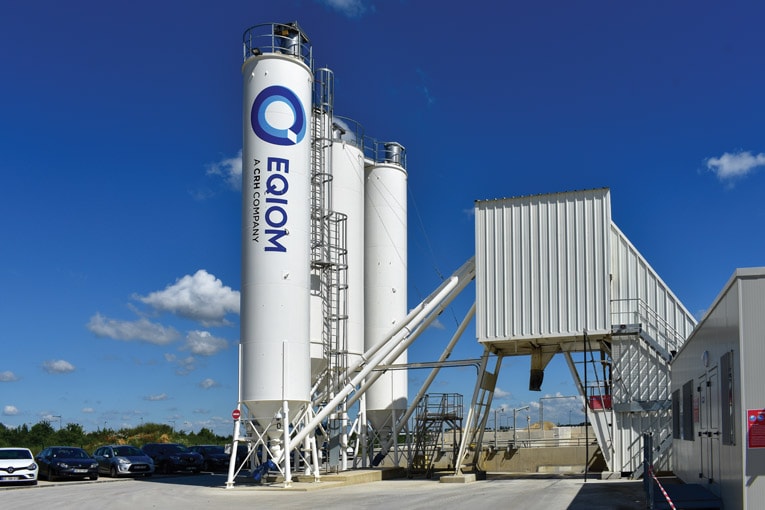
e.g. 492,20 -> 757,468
286,257 -> 475,458
373,303 -> 477,464
283,400 -> 291,486
225,343 -> 244,488
346,283 -> 474,410
584,329 -> 589,483
290,273 -> 461,455
339,257 -> 475,388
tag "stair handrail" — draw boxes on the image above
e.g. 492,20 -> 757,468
610,298 -> 687,355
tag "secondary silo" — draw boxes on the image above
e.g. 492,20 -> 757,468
332,116 -> 366,369
364,142 -> 408,436
240,22 -> 312,446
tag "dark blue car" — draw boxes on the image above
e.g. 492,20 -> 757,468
188,445 -> 230,472
35,446 -> 98,481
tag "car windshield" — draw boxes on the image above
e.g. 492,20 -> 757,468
203,446 -> 224,454
0,449 -> 32,460
53,448 -> 89,459
166,444 -> 188,453
114,446 -> 143,456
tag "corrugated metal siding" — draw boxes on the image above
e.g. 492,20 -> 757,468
610,223 -> 697,349
606,224 -> 697,474
611,335 -> 674,473
612,410 -> 673,473
475,189 -> 611,342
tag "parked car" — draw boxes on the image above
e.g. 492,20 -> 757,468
93,444 -> 154,477
0,447 -> 38,485
35,446 -> 98,481
225,443 -> 265,471
141,443 -> 203,474
226,443 -> 252,468
188,445 -> 230,472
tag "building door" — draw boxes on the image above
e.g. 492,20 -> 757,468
698,367 -> 720,493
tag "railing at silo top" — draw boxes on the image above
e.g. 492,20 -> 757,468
364,138 -> 407,168
333,115 -> 365,151
242,22 -> 313,68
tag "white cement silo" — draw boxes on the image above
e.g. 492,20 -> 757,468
364,142 -> 408,435
240,22 -> 313,428
332,117 -> 366,368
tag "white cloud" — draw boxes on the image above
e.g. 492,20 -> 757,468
494,387 -> 511,398
318,0 -> 371,18
199,378 -> 219,390
42,359 -> 75,374
82,407 -> 94,413
183,330 -> 228,356
144,393 -> 169,401
706,150 -> 765,181
206,149 -> 242,190
136,270 -> 240,326
0,371 -> 19,382
87,313 -> 180,345
3,405 -> 19,416
428,318 -> 445,330
538,395 -> 582,424
165,353 -> 197,375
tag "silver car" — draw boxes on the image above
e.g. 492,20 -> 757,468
93,445 -> 154,477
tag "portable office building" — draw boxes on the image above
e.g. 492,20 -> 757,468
671,267 -> 765,509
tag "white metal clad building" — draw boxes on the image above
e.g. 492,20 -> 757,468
609,223 -> 696,472
473,188 -> 696,475
671,268 -> 765,509
475,188 -> 612,348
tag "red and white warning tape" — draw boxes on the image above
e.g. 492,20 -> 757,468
648,464 -> 677,510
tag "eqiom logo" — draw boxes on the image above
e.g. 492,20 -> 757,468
251,85 -> 306,145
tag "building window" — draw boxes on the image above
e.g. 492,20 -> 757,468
672,389 -> 681,439
720,350 -> 735,446
682,380 -> 694,441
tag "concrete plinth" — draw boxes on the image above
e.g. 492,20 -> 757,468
439,473 -> 477,484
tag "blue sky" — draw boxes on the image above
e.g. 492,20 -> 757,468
2,0 -> 764,436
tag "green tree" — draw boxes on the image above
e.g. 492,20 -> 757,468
57,423 -> 86,447
0,423 -> 10,447
28,421 -> 55,452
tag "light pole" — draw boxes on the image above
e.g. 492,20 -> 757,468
527,415 -> 531,442
493,408 -> 505,447
51,415 -> 62,431
169,420 -> 176,432
512,406 -> 529,446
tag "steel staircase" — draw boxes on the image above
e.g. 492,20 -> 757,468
454,347 -> 503,476
408,393 -> 463,478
